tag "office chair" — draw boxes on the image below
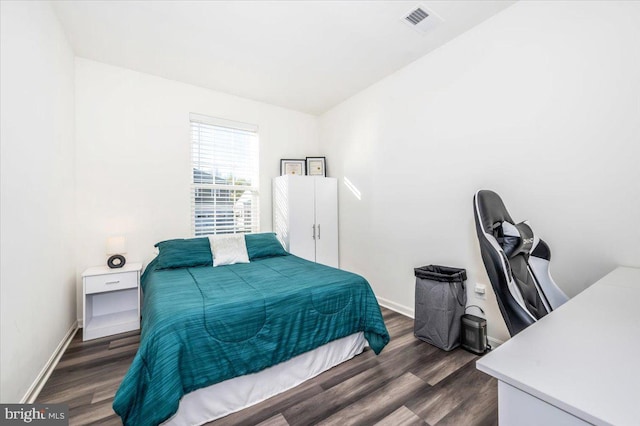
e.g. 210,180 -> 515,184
473,190 -> 568,336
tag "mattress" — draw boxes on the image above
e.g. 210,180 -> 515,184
113,254 -> 389,426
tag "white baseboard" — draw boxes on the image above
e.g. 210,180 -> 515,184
377,296 -> 415,319
21,321 -> 78,403
377,296 -> 504,349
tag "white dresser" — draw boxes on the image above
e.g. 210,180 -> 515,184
273,175 -> 339,268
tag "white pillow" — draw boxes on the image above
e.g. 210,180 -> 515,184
208,235 -> 250,267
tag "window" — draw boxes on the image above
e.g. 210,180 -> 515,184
190,113 -> 259,236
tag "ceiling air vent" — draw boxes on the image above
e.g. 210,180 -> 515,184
405,7 -> 429,25
402,5 -> 443,34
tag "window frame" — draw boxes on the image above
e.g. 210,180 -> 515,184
189,113 -> 260,236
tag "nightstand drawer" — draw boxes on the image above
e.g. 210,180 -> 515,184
85,271 -> 137,294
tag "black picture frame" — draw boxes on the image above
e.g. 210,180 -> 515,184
280,159 -> 306,176
306,157 -> 326,177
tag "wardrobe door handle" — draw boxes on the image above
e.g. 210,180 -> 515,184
312,224 -> 316,240
318,224 -> 321,239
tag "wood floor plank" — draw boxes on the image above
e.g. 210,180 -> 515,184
312,333 -> 431,392
108,334 -> 141,350
68,398 -> 117,426
86,414 -> 123,426
382,308 -> 399,320
281,367 -> 387,425
374,406 -> 426,426
384,314 -> 415,335
256,413 -> 290,426
38,360 -> 132,399
55,343 -> 138,369
316,372 -> 428,426
37,392 -> 93,410
208,380 -> 324,425
313,350 -> 378,391
411,347 -> 477,385
434,374 -> 498,426
282,342 -> 437,425
378,328 -> 422,353
90,377 -> 126,404
405,360 -> 495,425
65,330 -> 138,352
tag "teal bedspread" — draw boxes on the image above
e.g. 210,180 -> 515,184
113,255 -> 389,426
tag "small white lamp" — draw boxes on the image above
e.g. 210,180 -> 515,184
106,236 -> 127,268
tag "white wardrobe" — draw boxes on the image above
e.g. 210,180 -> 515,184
273,175 -> 339,268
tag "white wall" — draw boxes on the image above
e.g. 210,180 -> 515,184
0,1 -> 76,402
75,59 -> 319,318
319,1 -> 640,342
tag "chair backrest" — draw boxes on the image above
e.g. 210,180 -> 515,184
473,190 -> 568,336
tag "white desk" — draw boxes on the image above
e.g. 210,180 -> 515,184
476,267 -> 640,426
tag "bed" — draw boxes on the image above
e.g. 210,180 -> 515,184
113,235 -> 390,426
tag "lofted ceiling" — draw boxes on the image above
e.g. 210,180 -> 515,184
53,1 -> 515,115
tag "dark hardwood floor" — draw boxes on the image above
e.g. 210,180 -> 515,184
37,308 -> 497,425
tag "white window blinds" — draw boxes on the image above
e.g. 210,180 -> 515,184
190,113 -> 259,236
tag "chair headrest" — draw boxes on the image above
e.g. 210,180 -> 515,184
475,190 -> 514,234
496,221 -> 535,258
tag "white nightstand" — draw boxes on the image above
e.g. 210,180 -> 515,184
82,262 -> 142,341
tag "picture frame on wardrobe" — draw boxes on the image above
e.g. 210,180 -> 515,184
280,159 -> 306,176
306,157 -> 326,177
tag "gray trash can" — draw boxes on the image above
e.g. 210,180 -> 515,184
414,265 -> 467,351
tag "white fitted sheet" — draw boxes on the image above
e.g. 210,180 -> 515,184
163,332 -> 366,425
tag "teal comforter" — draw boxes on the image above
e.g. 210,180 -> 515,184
113,254 -> 389,426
